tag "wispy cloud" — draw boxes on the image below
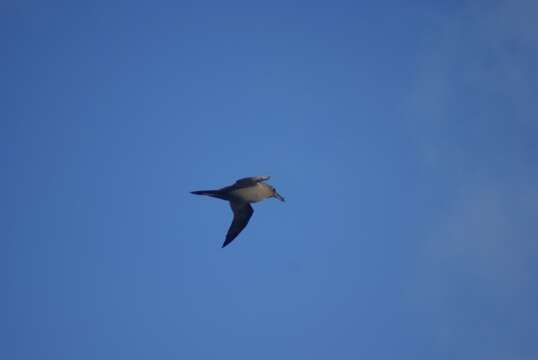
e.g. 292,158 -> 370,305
404,0 -> 538,357
408,0 -> 538,169
420,182 -> 536,292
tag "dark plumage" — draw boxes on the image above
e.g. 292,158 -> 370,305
191,176 -> 285,247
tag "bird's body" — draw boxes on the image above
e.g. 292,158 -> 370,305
191,176 -> 285,247
228,183 -> 275,203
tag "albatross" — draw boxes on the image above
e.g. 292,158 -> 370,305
191,176 -> 285,248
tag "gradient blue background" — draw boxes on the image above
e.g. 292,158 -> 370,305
3,1 -> 538,359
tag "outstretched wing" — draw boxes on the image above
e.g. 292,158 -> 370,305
222,202 -> 254,248
233,176 -> 270,187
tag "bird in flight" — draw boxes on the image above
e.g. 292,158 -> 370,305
191,176 -> 285,248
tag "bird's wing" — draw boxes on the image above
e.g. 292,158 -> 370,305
233,176 -> 270,187
222,202 -> 254,248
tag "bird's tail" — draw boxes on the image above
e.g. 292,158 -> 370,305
191,190 -> 221,197
191,189 -> 229,200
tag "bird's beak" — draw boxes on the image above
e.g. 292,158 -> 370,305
273,191 -> 285,202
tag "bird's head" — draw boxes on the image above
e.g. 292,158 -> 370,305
269,185 -> 285,202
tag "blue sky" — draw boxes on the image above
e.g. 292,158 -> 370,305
3,1 -> 538,359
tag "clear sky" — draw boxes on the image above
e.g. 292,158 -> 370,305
3,1 -> 538,359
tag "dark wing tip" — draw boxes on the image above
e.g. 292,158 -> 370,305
222,235 -> 232,247
222,230 -> 239,248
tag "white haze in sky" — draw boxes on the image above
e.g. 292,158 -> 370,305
406,1 -> 537,358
